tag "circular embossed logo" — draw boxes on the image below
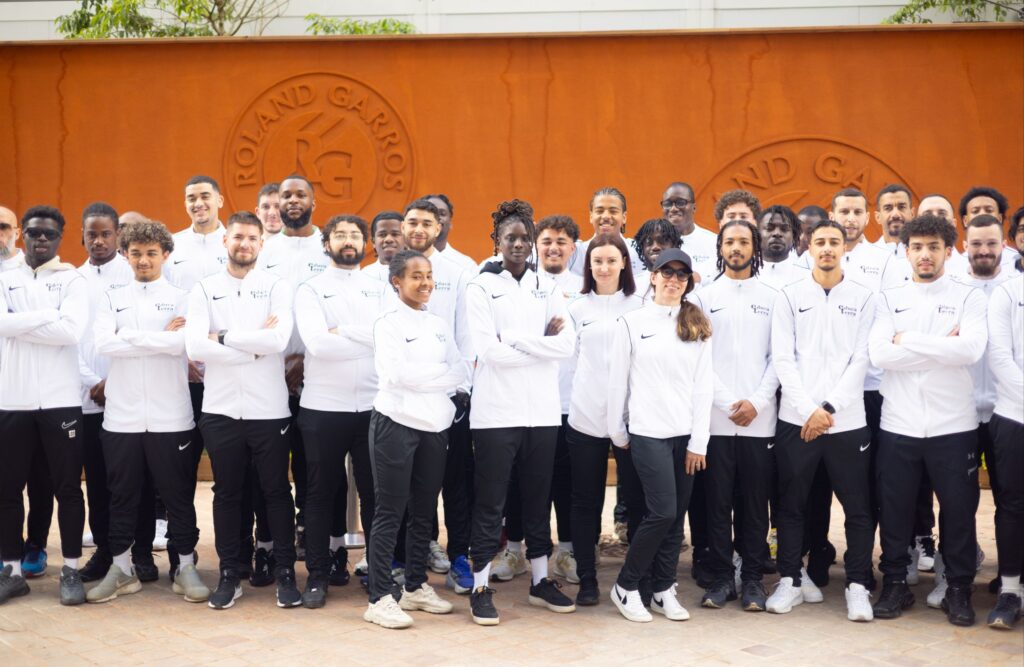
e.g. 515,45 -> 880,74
224,73 -> 415,216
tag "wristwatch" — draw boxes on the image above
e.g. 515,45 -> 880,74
217,329 -> 228,345
820,401 -> 836,415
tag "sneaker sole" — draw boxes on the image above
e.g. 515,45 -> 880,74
701,598 -> 726,609
171,581 -> 211,602
208,586 -> 242,610
400,600 -> 453,614
743,601 -> 767,612
277,595 -> 302,608
651,604 -> 689,621
610,590 -> 652,623
528,595 -> 576,613
302,596 -> 327,610
87,579 -> 142,604
446,580 -> 472,595
802,589 -> 824,603
0,584 -> 31,603
490,572 -> 514,582
848,611 -> 873,622
987,616 -> 1019,630
471,613 -> 500,626
767,596 -> 803,614
364,611 -> 413,628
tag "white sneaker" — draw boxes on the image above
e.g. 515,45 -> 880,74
152,519 -> 168,551
610,584 -> 652,623
651,584 -> 689,621
354,556 -> 368,576
800,567 -> 823,603
845,583 -> 873,622
733,553 -> 743,591
427,541 -> 450,574
906,547 -> 920,585
82,532 -> 95,548
927,553 -> 947,609
364,593 -> 413,629
399,582 -> 453,614
491,548 -> 527,582
767,577 -> 804,614
552,550 -> 580,584
915,535 -> 935,572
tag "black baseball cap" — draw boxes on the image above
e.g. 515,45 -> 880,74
651,248 -> 693,273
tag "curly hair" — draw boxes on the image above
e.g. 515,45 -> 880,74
536,214 -> 580,242
715,220 -> 763,278
959,186 -> 1008,219
713,190 -> 762,223
899,214 -> 958,248
632,218 -> 680,270
118,220 -> 174,254
490,199 -> 536,257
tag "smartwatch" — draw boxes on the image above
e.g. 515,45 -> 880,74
217,329 -> 228,346
820,401 -> 836,415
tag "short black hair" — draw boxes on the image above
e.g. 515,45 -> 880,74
185,174 -> 220,193
388,249 -> 429,287
664,181 -> 695,199
831,188 -> 868,211
536,215 -> 580,242
761,204 -> 800,238
226,210 -> 263,233
82,201 -> 120,226
959,186 -> 1008,219
810,219 -> 847,241
21,205 -> 65,231
965,214 -> 1004,239
422,193 -> 454,216
900,214 -> 958,248
1010,206 -> 1024,240
404,199 -> 440,219
875,183 -> 913,208
797,205 -> 828,220
281,173 -> 315,194
371,210 -> 403,237
322,214 -> 369,244
590,187 -> 627,212
257,182 -> 280,201
633,218 -> 680,270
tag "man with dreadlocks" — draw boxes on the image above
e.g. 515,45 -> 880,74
632,218 -> 681,295
758,205 -> 810,290
691,220 -> 780,613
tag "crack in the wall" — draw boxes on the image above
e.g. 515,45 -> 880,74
740,35 -> 772,144
4,51 -> 19,210
56,47 -> 69,211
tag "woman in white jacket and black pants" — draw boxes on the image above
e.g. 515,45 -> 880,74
607,248 -> 714,623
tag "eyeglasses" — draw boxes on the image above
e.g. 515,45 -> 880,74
657,267 -> 691,281
24,228 -> 61,241
661,198 -> 692,210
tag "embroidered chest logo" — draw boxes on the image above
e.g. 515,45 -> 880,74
531,289 -> 548,299
155,303 -> 176,312
435,333 -> 447,343
249,289 -> 270,299
434,280 -> 451,292
838,305 -> 858,317
937,305 -> 957,316
749,304 -> 770,317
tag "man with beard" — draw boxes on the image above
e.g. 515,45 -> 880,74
758,205 -> 809,290
256,183 -> 283,239
427,194 -> 477,272
874,185 -> 914,253
0,207 -> 24,270
293,215 -> 385,608
661,182 -> 717,280
1010,207 -> 1024,273
362,211 -> 405,283
567,188 -> 643,276
960,186 -> 1018,270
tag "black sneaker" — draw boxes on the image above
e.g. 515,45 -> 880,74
301,574 -> 329,609
0,564 -> 30,604
741,580 -> 768,612
873,581 -> 914,619
941,583 -> 975,627
275,567 -> 302,608
806,542 -> 837,588
133,557 -> 159,583
470,586 -> 499,626
576,574 -> 600,606
59,565 -> 85,606
528,577 -> 576,613
701,580 -> 738,609
79,548 -> 111,583
208,569 -> 242,610
328,548 -> 350,587
250,547 -> 275,587
987,592 -> 1022,630
295,526 -> 306,562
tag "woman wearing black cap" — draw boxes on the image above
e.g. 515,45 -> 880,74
606,248 -> 714,623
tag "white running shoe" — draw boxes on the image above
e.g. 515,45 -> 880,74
152,519 -> 168,551
399,582 -> 453,614
907,547 -> 920,585
651,584 -> 690,621
427,541 -> 450,574
927,553 -> 947,609
552,550 -> 580,584
845,583 -> 873,622
364,594 -> 413,629
767,577 -> 804,614
610,583 -> 652,623
800,567 -> 823,603
490,548 -> 527,582
354,556 -> 368,576
82,532 -> 95,549
915,535 -> 935,572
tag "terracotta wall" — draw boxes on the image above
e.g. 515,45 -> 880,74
1,25 -> 1021,266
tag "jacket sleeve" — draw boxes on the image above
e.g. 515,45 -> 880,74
898,289 -> 988,366
0,308 -> 59,338
987,283 -> 1024,411
501,284 -> 575,360
373,316 -> 460,392
294,284 -> 372,361
453,268 -> 474,393
824,293 -> 874,412
17,275 -> 89,346
868,293 -> 937,371
771,290 -> 819,422
222,279 -> 294,355
747,345 -> 780,415
606,318 -> 632,448
466,282 -> 536,368
185,283 -> 255,365
93,294 -> 157,358
687,338 -> 714,455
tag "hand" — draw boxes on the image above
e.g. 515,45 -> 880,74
89,380 -> 106,407
285,354 -> 304,395
728,399 -> 758,427
948,325 -> 959,337
164,316 -> 186,332
454,390 -> 470,409
263,314 -> 279,329
892,332 -> 903,345
685,452 -> 706,475
187,360 -> 204,383
800,407 -> 834,442
544,316 -> 564,336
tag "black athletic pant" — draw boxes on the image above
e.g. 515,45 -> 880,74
470,426 -> 558,570
705,435 -> 773,584
287,395 -> 307,527
200,413 -> 296,573
507,415 -> 572,546
433,397 -> 474,560
775,421 -> 873,587
298,408 -> 374,578
989,414 -> 1024,578
567,425 -> 644,579
0,408 -> 85,561
25,444 -> 53,549
801,461 -> 832,556
367,411 -> 447,602
688,470 -> 707,558
81,413 -> 110,552
877,429 -> 978,586
616,434 -> 694,592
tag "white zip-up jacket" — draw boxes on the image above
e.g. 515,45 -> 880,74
869,274 -> 987,438
78,254 -> 134,414
758,255 -> 810,291
440,244 -> 478,273
692,276 -> 779,437
185,269 -> 293,420
467,266 -> 574,429
772,275 -> 875,433
295,266 -> 387,412
607,301 -> 713,454
373,301 -> 466,432
94,277 -> 194,433
166,223 -> 228,292
679,225 -> 719,281
257,229 -> 328,287
542,270 -> 583,415
0,257 -> 89,410
362,260 -> 390,283
843,240 -> 904,391
952,271 -> 1014,423
567,291 -> 644,438
988,275 -> 1024,425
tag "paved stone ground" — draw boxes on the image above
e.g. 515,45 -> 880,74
0,485 -> 1020,666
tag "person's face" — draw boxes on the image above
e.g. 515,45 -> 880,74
326,221 -> 366,268
906,235 -> 950,282
650,260 -> 691,302
392,256 -> 434,308
256,193 -> 282,235
589,244 -> 625,292
589,194 -> 626,237
223,222 -> 262,268
279,179 -> 315,229
126,241 -> 168,282
497,220 -> 532,269
402,209 -> 440,253
0,209 -> 19,258
719,202 -> 754,227
918,196 -> 957,226
184,182 -> 224,227
428,197 -> 452,244
796,214 -> 823,255
809,226 -> 846,272
661,184 -> 695,232
721,224 -> 755,273
964,196 -> 1001,225
830,195 -> 868,244
875,191 -> 914,240
373,218 -> 404,263
1014,224 -> 1024,254
964,225 -> 1003,277
22,217 -> 62,267
642,231 -> 674,268
83,215 -> 118,264
759,213 -> 794,260
537,228 -> 574,274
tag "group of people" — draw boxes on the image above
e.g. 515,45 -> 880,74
0,176 -> 1021,634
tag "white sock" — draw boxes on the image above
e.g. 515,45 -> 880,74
473,563 -> 491,590
558,542 -> 573,555
530,556 -> 548,585
1001,575 -> 1022,597
507,541 -> 522,555
4,560 -> 22,577
64,557 -> 79,570
112,550 -> 132,575
177,552 -> 195,574
257,541 -> 273,552
329,536 -> 345,552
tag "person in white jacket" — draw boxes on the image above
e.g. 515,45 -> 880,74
869,214 -> 988,627
692,221 -> 780,612
363,249 -> 466,629
607,247 -> 713,624
466,199 -> 576,625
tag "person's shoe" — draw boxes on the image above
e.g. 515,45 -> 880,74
906,547 -> 920,586
328,548 -> 350,587
82,532 -> 95,548
470,586 -> 500,626
551,551 -> 580,584
295,525 -> 306,562
651,584 -> 689,621
364,593 -> 413,629
576,574 -> 600,606
21,543 -> 47,579
610,583 -> 652,623
873,581 -> 914,619
806,542 -> 836,588
800,567 -> 824,603
152,519 -> 169,551
78,549 -> 112,583
133,556 -> 159,583
701,580 -> 737,609
976,544 -> 985,571
301,574 -> 329,609
987,593 -> 1022,630
0,564 -> 30,604
733,553 -> 743,591
275,567 -> 302,608
427,541 -> 450,574
915,535 -> 936,572
927,554 -> 947,609
445,555 -> 473,594
762,557 -> 778,575
741,580 -> 768,612
208,570 -> 242,609
988,576 -> 1001,594
86,564 -> 141,603
390,559 -> 406,586
528,577 -> 576,613
766,577 -> 803,614
845,583 -> 873,622
400,582 -> 453,614
249,547 -> 275,587
354,555 -> 368,576
941,583 -> 975,627
59,565 -> 86,606
491,548 -> 528,582
613,521 -> 629,545
171,564 -> 210,602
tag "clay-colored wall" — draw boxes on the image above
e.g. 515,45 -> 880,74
1,25 -> 1021,265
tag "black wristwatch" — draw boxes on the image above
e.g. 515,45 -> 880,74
217,329 -> 227,345
821,401 -> 836,415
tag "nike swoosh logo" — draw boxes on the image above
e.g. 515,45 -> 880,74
178,441 -> 191,451
281,424 -> 290,435
173,260 -> 186,265
491,294 -> 505,299
710,307 -> 725,313
798,306 -> 813,313
61,420 -> 77,430
405,337 -> 418,343
7,286 -> 22,291
895,307 -> 911,313
767,442 -> 775,449
323,294 -> 336,299
212,295 -> 226,300
116,307 -> 130,312
640,333 -> 656,339
267,263 -> 281,269
859,443 -> 870,452
580,320 -> 595,327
